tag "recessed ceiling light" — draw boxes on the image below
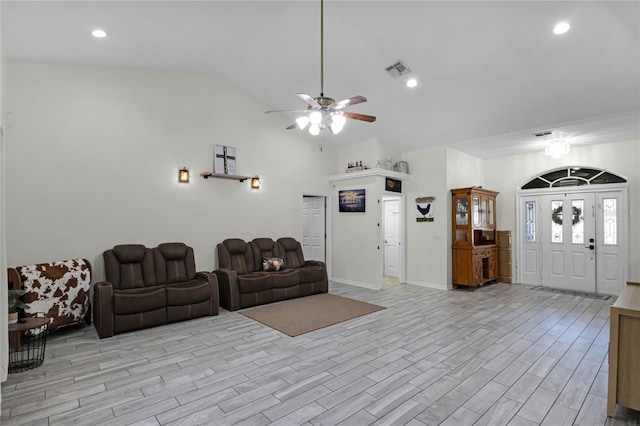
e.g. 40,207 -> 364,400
92,29 -> 107,38
406,78 -> 418,88
553,22 -> 570,35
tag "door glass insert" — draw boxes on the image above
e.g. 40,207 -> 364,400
603,198 -> 618,245
551,200 -> 563,243
571,200 -> 584,244
525,201 -> 536,242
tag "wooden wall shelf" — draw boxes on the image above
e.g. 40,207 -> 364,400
200,172 -> 249,182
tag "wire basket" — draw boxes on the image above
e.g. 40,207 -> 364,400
8,318 -> 49,373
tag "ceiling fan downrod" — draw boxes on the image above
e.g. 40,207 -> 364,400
320,0 -> 324,98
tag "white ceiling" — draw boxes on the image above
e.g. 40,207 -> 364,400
2,0 -> 639,158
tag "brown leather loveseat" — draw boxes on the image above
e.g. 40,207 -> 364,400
93,242 -> 219,338
214,237 -> 328,311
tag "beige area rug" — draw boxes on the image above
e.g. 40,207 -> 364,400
239,293 -> 385,337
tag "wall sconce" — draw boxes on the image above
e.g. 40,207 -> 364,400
178,167 -> 190,183
251,176 -> 261,189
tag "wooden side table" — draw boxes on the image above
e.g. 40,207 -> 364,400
608,282 -> 640,416
8,316 -> 50,373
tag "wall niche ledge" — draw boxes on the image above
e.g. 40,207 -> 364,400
328,168 -> 410,182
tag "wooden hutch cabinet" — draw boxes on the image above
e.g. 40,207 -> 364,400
451,187 -> 499,290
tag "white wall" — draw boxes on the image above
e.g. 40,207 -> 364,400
330,174 -> 382,288
485,139 -> 640,281
5,61 -> 337,281
337,137 -> 400,172
401,146 -> 450,289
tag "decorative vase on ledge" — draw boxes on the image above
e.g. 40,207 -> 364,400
8,312 -> 18,325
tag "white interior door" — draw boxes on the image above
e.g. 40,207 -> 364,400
596,191 -> 625,295
302,196 -> 326,262
383,198 -> 401,277
541,193 -> 596,292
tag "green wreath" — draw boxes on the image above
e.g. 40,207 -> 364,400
551,206 -> 582,226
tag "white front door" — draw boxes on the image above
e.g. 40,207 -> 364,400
383,198 -> 401,277
541,193 -> 596,292
302,196 -> 326,262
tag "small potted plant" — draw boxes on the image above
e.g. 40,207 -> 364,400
8,289 -> 29,324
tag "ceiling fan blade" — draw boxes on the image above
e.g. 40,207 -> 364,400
296,93 -> 321,108
286,123 -> 298,130
330,95 -> 367,110
343,111 -> 377,123
265,109 -> 309,114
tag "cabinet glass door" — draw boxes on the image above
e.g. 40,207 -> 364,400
455,198 -> 468,225
473,197 -> 480,226
489,199 -> 494,226
481,199 -> 488,226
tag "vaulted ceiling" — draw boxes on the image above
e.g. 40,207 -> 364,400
2,1 -> 639,158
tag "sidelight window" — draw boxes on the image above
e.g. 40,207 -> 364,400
603,198 -> 618,245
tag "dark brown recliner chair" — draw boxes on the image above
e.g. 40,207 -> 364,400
277,237 -> 328,297
93,243 -> 218,338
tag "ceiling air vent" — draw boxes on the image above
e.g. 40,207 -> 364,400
533,131 -> 554,137
385,60 -> 411,78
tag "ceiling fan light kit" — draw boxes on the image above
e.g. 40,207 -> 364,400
265,0 -> 376,135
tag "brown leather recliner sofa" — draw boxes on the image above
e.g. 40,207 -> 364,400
93,242 -> 219,338
214,237 -> 328,311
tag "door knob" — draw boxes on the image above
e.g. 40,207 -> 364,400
585,245 -> 595,250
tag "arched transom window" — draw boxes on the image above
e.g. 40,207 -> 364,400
521,167 -> 627,190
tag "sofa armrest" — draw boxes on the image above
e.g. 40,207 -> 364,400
214,269 -> 240,311
304,260 -> 326,269
197,271 -> 220,316
93,281 -> 114,338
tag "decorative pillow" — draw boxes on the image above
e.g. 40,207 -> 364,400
262,257 -> 285,272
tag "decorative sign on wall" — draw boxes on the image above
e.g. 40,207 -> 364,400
214,145 -> 237,175
385,177 -> 402,193
416,196 -> 435,222
339,189 -> 366,212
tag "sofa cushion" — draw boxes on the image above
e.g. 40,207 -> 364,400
262,257 -> 285,272
250,238 -> 284,270
113,287 -> 166,315
237,272 -> 272,294
105,245 -> 156,289
277,238 -> 305,268
154,243 -> 197,284
113,244 -> 147,263
270,270 -> 299,288
166,279 -> 211,306
218,239 -> 257,274
157,243 -> 188,260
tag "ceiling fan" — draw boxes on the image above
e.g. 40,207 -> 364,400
265,0 -> 376,135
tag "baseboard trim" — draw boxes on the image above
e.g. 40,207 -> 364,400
331,278 -> 380,290
405,280 -> 449,291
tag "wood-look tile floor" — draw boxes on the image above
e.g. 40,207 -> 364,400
2,282 -> 640,426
